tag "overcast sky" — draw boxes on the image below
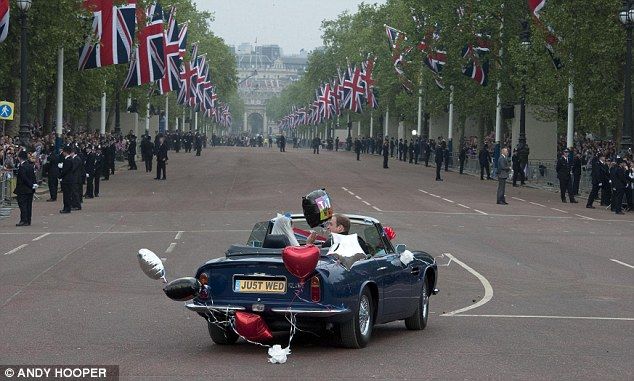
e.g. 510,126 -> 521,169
199,0 -> 385,55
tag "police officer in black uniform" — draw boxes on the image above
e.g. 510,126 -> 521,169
59,145 -> 75,214
586,153 -> 606,209
155,135 -> 168,180
435,141 -> 445,181
93,146 -> 103,197
84,145 -> 96,199
383,138 -> 389,169
44,145 -> 59,202
14,151 -> 37,226
354,137 -> 361,161
556,149 -> 577,203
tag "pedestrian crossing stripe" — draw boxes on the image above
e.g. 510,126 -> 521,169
0,101 -> 14,120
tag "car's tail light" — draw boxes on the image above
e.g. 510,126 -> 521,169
198,273 -> 208,286
310,275 -> 321,302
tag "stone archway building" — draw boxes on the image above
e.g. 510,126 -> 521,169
235,44 -> 308,136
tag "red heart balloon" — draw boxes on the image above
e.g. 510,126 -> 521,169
282,244 -> 320,281
234,311 -> 273,342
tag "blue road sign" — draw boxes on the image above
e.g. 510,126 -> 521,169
0,101 -> 14,121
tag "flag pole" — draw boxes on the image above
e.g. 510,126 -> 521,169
567,81 -> 574,149
448,85 -> 454,153
165,93 -> 169,132
145,101 -> 150,133
417,79 -> 423,137
55,48 -> 64,152
100,91 -> 106,136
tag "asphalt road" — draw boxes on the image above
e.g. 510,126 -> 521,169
1,146 -> 632,380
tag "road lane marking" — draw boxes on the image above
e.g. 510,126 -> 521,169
348,191 -> 355,196
32,233 -> 50,241
362,201 -> 371,206
446,314 -> 634,322
166,243 -> 177,253
341,187 -> 348,191
355,195 -> 362,200
3,244 -> 28,256
372,206 -> 383,212
473,209 -> 488,215
530,201 -> 547,208
457,204 -> 471,209
512,197 -> 526,202
174,231 -> 184,240
550,208 -> 568,214
442,198 -> 455,203
610,259 -> 634,270
2,222 -> 118,308
418,189 -> 429,194
441,253 -> 493,317
575,214 -> 595,221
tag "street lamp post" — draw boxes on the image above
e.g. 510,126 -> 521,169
17,0 -> 32,148
619,1 -> 634,152
517,20 -> 531,168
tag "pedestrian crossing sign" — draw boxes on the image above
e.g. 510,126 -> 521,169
0,101 -> 14,121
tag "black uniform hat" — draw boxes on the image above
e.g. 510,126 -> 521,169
17,151 -> 28,160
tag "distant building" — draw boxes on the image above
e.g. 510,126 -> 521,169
255,44 -> 282,61
233,44 -> 309,136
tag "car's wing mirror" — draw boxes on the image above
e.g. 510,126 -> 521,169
395,244 -> 407,254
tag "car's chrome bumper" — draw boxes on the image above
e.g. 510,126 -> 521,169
185,303 -> 350,317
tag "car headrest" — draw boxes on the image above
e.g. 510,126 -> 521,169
262,234 -> 291,249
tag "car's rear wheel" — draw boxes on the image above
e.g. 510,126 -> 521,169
339,287 -> 374,349
405,276 -> 429,330
207,321 -> 239,345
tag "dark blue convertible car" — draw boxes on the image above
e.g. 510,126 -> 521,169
185,214 -> 438,348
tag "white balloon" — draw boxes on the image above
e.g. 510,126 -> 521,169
138,249 -> 166,281
268,345 -> 291,364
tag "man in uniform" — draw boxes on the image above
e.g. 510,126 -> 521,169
84,145 -> 96,199
71,147 -> 84,210
479,144 -> 492,180
413,138 -> 420,165
390,137 -> 395,158
141,135 -> 154,173
126,131 -> 138,170
435,141 -> 444,181
556,149 -> 577,203
354,137 -> 361,161
335,136 -> 340,152
14,151 -> 37,226
59,145 -> 75,214
195,133 -> 203,156
398,139 -> 404,161
155,136 -> 168,180
44,145 -> 59,201
93,146 -> 103,197
458,144 -> 467,174
383,138 -> 389,169
586,153 -> 606,209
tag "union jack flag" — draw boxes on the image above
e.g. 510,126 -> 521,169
0,0 -> 9,43
79,0 -> 137,70
157,7 -> 187,94
124,2 -> 165,87
332,78 -> 342,116
360,56 -> 379,109
528,0 -> 562,69
462,44 -> 489,86
319,83 -> 334,121
177,61 -> 195,105
343,66 -> 365,113
385,24 -> 414,93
